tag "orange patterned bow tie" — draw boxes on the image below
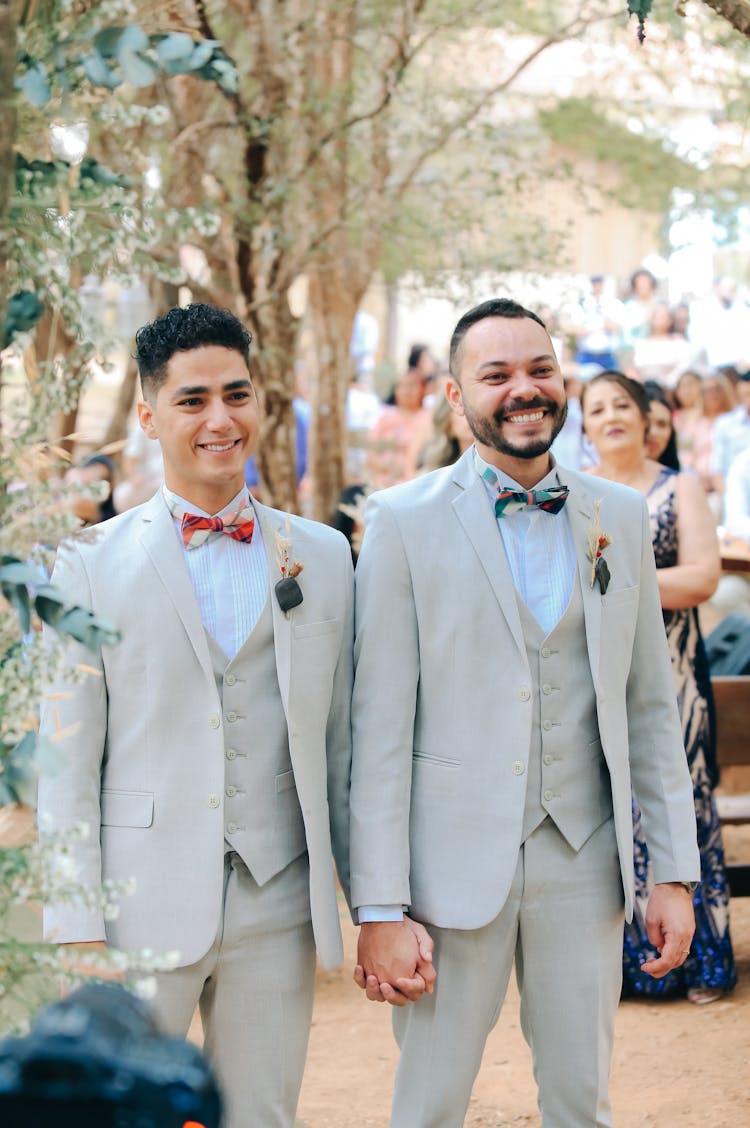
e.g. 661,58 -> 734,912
177,505 -> 255,549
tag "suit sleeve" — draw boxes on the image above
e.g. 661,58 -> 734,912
349,494 -> 418,915
325,534 -> 354,906
625,499 -> 700,884
37,541 -> 109,943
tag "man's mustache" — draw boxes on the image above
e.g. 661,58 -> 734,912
494,398 -> 561,423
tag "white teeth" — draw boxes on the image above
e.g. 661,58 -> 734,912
202,441 -> 236,452
508,411 -> 544,423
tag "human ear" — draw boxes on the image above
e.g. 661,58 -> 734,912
137,398 -> 157,440
445,377 -> 465,416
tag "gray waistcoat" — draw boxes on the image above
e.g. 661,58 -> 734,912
205,595 -> 306,885
517,574 -> 613,849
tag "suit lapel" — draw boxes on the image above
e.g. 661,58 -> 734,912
137,492 -> 214,685
563,471 -> 602,689
450,453 -> 526,662
254,503 -> 292,716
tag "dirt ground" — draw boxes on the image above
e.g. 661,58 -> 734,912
296,831 -> 750,1128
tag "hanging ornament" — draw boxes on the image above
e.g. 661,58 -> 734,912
627,0 -> 654,43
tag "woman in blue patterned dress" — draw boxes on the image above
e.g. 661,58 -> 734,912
582,371 -> 736,1004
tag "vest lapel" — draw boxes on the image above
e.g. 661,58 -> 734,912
451,459 -> 526,662
137,493 -> 214,686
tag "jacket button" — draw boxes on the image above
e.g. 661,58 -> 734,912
519,687 -> 531,702
512,760 -> 525,775
208,714 -> 221,729
207,794 -> 220,809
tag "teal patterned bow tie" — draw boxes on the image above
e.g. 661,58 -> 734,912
482,467 -> 569,517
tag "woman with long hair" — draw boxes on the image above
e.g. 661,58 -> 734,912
581,371 -> 735,1004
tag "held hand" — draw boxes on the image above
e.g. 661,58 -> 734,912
640,882 -> 695,978
403,916 -> 436,996
354,919 -> 433,1006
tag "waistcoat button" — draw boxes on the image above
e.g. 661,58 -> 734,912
541,646 -> 551,658
543,789 -> 554,802
226,710 -> 238,723
542,719 -> 553,731
226,821 -> 238,834
226,748 -> 237,761
226,785 -> 237,797
225,673 -> 237,686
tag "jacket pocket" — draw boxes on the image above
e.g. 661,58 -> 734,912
293,619 -> 340,639
101,789 -> 154,828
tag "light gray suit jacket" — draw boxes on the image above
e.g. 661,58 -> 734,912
38,493 -> 353,969
350,450 -> 699,928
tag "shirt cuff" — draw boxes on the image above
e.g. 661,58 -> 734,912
357,904 -> 405,923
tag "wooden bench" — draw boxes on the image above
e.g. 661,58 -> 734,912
712,676 -> 750,896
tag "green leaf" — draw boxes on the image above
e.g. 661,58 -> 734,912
3,290 -> 45,347
55,607 -> 120,652
0,558 -> 44,586
0,571 -> 31,635
15,62 -> 51,107
118,50 -> 158,88
81,50 -> 122,89
94,27 -> 128,58
34,585 -> 68,628
155,32 -> 196,63
187,41 -> 218,70
115,25 -> 150,55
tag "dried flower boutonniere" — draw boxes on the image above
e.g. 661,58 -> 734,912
273,516 -> 304,612
586,499 -> 612,595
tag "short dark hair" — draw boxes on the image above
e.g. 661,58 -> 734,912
134,304 -> 252,397
448,299 -> 547,381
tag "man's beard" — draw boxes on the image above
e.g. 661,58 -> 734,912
462,397 -> 568,459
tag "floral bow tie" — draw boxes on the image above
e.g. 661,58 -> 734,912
168,500 -> 256,549
482,467 -> 569,517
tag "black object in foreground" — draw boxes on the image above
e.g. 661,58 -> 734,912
0,982 -> 223,1127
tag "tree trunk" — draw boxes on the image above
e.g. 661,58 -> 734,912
247,287 -> 300,514
700,0 -> 750,36
102,355 -> 139,447
307,267 -> 361,524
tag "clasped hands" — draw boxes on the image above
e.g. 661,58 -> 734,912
354,917 -> 436,1006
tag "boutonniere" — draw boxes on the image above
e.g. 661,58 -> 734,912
586,499 -> 612,595
272,516 -> 304,612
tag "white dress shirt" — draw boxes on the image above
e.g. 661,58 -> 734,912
164,486 -> 268,661
358,450 -> 577,924
475,450 -> 576,635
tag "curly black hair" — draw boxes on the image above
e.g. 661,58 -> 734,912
134,304 -> 252,397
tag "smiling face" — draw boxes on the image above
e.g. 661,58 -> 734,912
581,378 -> 647,458
137,345 -> 260,513
446,315 -> 566,483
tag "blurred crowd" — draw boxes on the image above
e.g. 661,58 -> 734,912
66,270 -> 750,573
